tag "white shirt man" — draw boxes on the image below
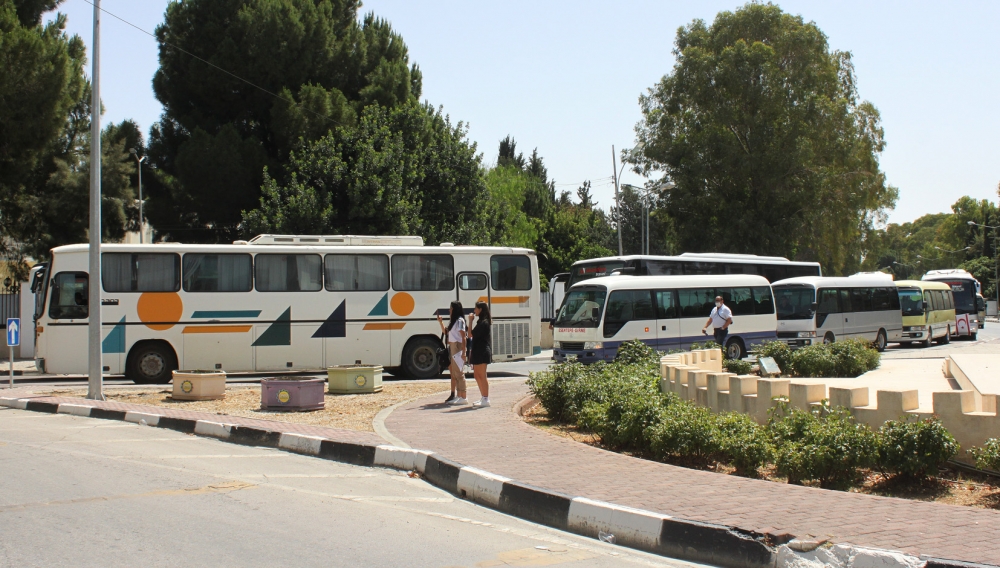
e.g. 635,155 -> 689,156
701,296 -> 733,348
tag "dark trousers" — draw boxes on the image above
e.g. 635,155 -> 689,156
713,327 -> 729,347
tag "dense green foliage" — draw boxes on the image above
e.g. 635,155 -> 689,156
0,0 -> 135,270
768,401 -> 877,488
754,339 -> 879,378
147,0 -> 422,242
530,340 -> 947,487
877,417 -> 959,478
722,358 -> 752,375
870,195 -> 999,298
970,439 -> 1000,472
630,3 -> 898,275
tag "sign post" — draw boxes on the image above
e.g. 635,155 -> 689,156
7,317 -> 19,388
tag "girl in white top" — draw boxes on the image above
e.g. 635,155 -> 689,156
437,301 -> 468,405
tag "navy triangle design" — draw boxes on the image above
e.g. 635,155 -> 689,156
312,301 -> 346,338
253,307 -> 291,346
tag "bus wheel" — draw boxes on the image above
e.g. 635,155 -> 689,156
919,335 -> 932,348
971,331 -> 978,341
725,338 -> 745,360
402,337 -> 442,379
823,333 -> 835,345
874,330 -> 888,352
937,328 -> 950,344
127,342 -> 177,384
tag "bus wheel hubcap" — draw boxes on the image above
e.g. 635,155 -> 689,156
414,347 -> 435,371
140,354 -> 164,378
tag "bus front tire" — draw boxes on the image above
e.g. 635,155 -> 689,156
937,328 -> 950,344
874,330 -> 888,352
126,341 -> 177,385
823,333 -> 835,345
402,337 -> 443,379
725,338 -> 746,360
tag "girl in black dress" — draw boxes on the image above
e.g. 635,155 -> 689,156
468,301 -> 492,408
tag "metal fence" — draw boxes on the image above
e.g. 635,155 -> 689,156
540,291 -> 554,321
0,291 -> 19,324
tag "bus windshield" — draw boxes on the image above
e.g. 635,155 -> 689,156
554,287 -> 607,328
898,288 -> 924,317
773,286 -> 815,320
567,262 -> 624,288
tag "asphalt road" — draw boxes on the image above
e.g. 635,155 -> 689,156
0,409 -> 700,568
882,321 -> 1000,359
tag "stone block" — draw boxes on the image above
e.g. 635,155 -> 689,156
706,372 -> 734,412
789,383 -> 826,410
829,386 -> 869,409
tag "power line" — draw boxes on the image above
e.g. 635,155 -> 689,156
77,0 -> 349,129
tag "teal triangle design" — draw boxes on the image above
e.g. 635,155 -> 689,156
102,317 -> 126,354
253,307 -> 291,346
368,293 -> 389,317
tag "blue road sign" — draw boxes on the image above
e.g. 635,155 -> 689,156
7,318 -> 20,347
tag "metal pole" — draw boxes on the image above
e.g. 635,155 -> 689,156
611,146 -> 622,256
137,157 -> 144,244
87,0 -> 104,401
8,345 -> 12,389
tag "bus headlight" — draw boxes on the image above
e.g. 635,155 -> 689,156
584,342 -> 603,350
797,332 -> 816,338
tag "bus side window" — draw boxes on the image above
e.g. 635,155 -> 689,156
722,287 -> 754,316
871,287 -> 891,311
851,288 -> 871,312
655,290 -> 678,318
752,286 -> 774,314
817,288 -> 839,313
679,288 -> 715,318
838,289 -> 852,313
490,255 -> 532,290
49,272 -> 89,320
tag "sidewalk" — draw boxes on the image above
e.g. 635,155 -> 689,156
384,380 -> 1000,565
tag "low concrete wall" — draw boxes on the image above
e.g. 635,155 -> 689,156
659,350 -> 999,460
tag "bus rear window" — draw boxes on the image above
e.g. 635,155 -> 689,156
49,272 -> 89,320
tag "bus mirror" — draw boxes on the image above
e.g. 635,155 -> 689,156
923,300 -> 930,310
591,307 -> 600,319
810,302 -> 818,312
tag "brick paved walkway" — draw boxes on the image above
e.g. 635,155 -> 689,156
4,389 -> 383,446
384,380 -> 1000,564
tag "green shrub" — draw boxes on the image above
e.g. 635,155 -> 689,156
827,338 -> 881,377
716,412 -> 771,476
689,340 -> 720,351
723,358 -> 752,375
614,339 -> 660,365
646,399 -> 720,460
970,438 -> 1000,471
787,338 -> 880,378
768,400 -> 877,488
755,341 -> 793,374
877,416 -> 959,479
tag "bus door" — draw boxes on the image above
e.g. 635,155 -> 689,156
815,288 -> 844,341
602,290 -> 657,353
654,290 -> 680,351
457,272 -> 489,316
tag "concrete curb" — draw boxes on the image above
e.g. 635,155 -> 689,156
1,396 -> 992,568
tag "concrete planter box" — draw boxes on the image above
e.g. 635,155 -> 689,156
172,370 -> 226,401
327,365 -> 383,394
260,377 -> 325,411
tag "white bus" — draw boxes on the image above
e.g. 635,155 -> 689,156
552,274 -> 777,362
772,274 -> 903,351
34,235 -> 541,383
565,253 -> 821,288
922,269 -> 981,340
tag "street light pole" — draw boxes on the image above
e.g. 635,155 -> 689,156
87,0 -> 103,401
130,148 -> 146,243
611,146 -> 624,256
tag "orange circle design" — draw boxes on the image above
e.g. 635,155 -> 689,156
390,292 -> 414,316
137,292 -> 183,330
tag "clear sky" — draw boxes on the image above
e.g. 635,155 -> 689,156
52,0 -> 1000,225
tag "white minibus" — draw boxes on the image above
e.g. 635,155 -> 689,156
922,269 -> 981,340
34,235 -> 541,383
552,274 -> 777,362
772,274 -> 903,351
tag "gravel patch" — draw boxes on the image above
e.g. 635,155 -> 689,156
50,381 -> 453,432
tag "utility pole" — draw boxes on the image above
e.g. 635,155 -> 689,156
611,146 -> 622,256
130,148 -> 146,243
87,0 -> 104,401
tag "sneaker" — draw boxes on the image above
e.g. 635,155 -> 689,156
444,393 -> 456,404
448,397 -> 468,405
473,397 -> 491,408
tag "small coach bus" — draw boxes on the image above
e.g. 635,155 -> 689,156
894,280 -> 955,347
552,274 -> 777,362
922,269 -> 980,340
34,235 -> 541,383
772,274 -> 903,351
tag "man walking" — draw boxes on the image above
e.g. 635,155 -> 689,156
702,295 -> 733,348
